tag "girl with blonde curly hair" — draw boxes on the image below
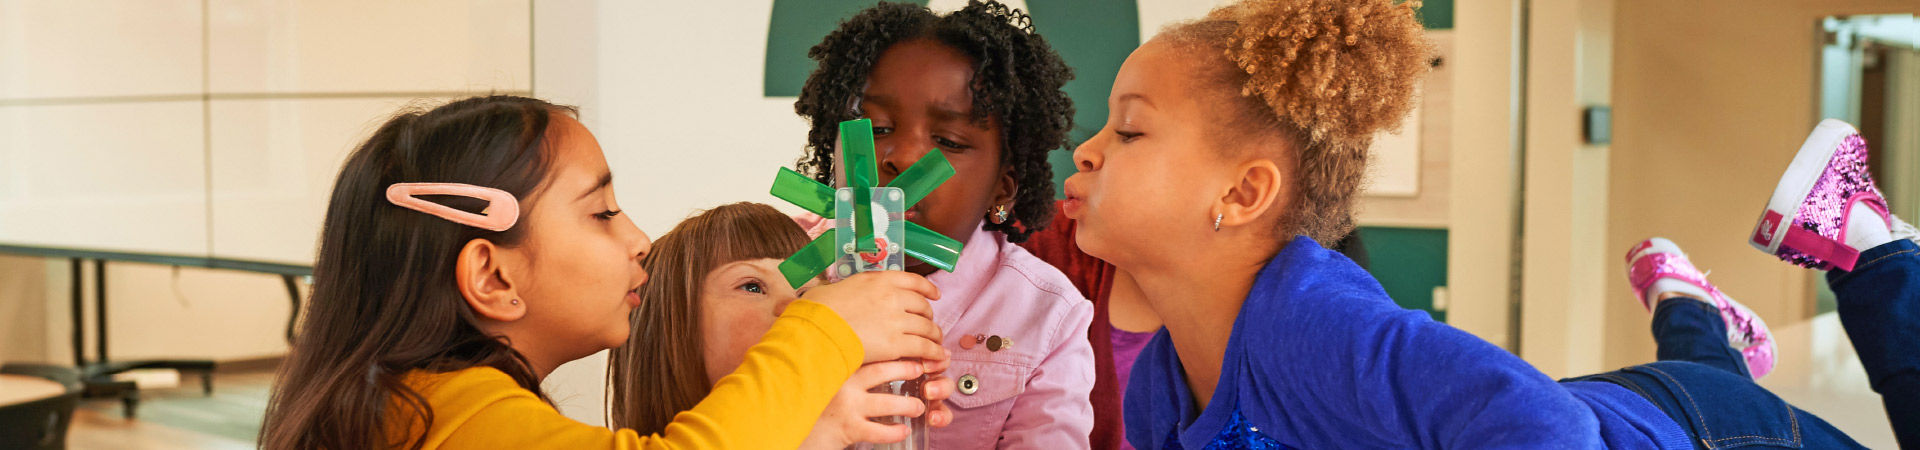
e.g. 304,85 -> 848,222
1061,0 -> 1870,448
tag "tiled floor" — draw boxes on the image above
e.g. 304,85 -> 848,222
1757,312 -> 1898,448
56,315 -> 1902,448
67,371 -> 269,450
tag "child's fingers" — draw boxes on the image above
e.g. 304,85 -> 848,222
844,421 -> 911,445
919,355 -> 950,374
925,403 -> 953,428
886,334 -> 949,363
896,313 -> 943,344
921,375 -> 954,403
856,391 -> 928,419
865,271 -> 940,300
893,293 -> 935,320
849,360 -> 927,390
920,375 -> 955,428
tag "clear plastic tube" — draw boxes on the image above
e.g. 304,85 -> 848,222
866,370 -> 929,450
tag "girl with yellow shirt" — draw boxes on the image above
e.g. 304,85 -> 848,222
258,95 -> 955,450
609,202 -> 961,448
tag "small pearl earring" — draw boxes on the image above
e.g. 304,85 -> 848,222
510,299 -> 520,305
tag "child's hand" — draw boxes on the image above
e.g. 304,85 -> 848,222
801,271 -> 946,364
920,358 -> 955,428
798,360 -> 933,448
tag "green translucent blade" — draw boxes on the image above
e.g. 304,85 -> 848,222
769,167 -> 835,218
838,119 -> 880,253
778,229 -> 839,288
839,119 -> 879,190
886,149 -> 953,210
852,187 -> 876,252
903,222 -> 964,272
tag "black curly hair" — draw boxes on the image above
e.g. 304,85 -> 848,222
793,0 -> 1074,243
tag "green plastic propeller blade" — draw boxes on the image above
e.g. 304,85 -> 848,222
886,150 -> 954,210
768,118 -> 967,285
852,188 -> 877,252
778,229 -> 840,288
839,119 -> 879,190
769,167 -> 836,218
903,222 -> 964,272
840,120 -> 880,253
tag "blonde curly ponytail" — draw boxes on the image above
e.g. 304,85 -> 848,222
1161,0 -> 1431,246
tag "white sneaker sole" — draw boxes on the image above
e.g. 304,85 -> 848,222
1750,119 -> 1858,255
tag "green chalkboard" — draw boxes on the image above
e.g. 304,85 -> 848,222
1419,0 -> 1453,30
1024,0 -> 1140,198
760,0 -> 1140,198
1358,226 -> 1449,320
764,0 -> 932,98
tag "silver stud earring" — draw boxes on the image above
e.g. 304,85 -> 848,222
1214,214 -> 1223,232
510,299 -> 520,305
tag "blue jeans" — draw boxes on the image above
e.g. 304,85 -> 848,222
1827,239 -> 1920,448
1564,289 -> 1866,448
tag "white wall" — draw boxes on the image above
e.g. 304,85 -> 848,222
532,0 -> 610,426
0,0 -> 530,372
0,0 -> 531,264
538,0 -> 822,425
0,0 -> 209,255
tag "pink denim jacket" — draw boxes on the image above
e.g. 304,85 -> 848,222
798,217 -> 1096,449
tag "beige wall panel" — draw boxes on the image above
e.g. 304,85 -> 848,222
208,0 -> 530,94
1606,0 -> 1920,370
1357,31 -> 1453,229
208,98 -> 453,264
0,0 -> 203,100
0,101 -> 207,255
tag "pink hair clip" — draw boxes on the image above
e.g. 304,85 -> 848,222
384,183 -> 520,231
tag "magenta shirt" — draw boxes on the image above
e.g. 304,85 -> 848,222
1108,325 -> 1155,450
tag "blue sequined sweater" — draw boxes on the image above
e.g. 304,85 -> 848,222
1123,237 -> 1692,450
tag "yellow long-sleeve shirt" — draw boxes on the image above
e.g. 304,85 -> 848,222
393,300 -> 863,449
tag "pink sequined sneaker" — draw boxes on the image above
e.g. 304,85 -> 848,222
1750,119 -> 1892,271
1626,237 -> 1776,379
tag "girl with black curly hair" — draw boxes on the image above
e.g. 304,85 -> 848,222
791,1 -> 1097,448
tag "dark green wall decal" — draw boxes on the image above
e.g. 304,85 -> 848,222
760,0 -> 1139,197
1024,0 -> 1140,198
1357,226 -> 1449,320
1418,0 -> 1453,30
764,0 -> 932,98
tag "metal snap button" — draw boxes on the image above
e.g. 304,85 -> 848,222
957,374 -> 980,395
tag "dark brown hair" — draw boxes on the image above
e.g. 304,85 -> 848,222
259,95 -> 575,450
793,0 -> 1075,243
1162,0 -> 1432,245
606,202 -> 810,435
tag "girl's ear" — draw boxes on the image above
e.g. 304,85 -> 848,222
990,165 -> 1019,216
1214,158 -> 1287,232
456,238 -> 527,322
